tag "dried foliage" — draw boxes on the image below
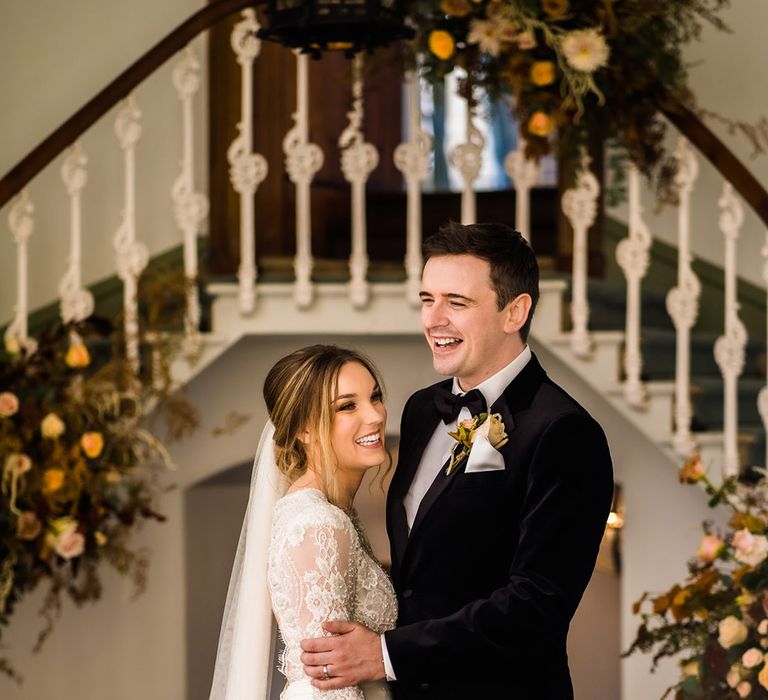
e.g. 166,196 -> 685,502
627,456 -> 768,699
405,0 -> 731,200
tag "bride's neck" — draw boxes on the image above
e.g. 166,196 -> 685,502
291,467 -> 363,511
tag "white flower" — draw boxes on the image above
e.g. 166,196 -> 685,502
733,529 -> 768,568
561,28 -> 610,73
720,615 -> 749,649
467,19 -> 507,57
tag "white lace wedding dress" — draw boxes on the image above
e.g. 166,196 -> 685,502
268,488 -> 398,700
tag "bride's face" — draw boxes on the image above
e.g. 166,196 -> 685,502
330,361 -> 387,472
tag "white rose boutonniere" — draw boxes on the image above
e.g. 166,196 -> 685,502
446,412 -> 508,475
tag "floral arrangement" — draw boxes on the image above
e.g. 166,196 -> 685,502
405,0 -> 729,197
627,454 -> 768,699
0,278 -> 199,682
446,411 -> 508,474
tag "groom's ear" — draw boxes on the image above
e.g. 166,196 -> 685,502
502,293 -> 533,335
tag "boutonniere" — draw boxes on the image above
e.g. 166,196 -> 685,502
446,412 -> 509,475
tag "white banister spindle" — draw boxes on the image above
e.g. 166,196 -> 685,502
666,137 -> 701,457
561,149 -> 598,358
758,232 -> 768,469
284,52 -> 323,309
114,95 -> 149,372
172,47 -> 209,356
715,183 -> 747,476
4,190 -> 37,355
394,71 -> 431,307
339,54 -> 378,309
616,164 -> 651,407
449,99 -> 483,225
59,142 -> 94,328
504,137 -> 540,243
228,10 -> 268,315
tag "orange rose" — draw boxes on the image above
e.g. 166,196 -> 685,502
429,30 -> 455,61
542,0 -> 569,18
679,453 -> 705,483
65,343 -> 91,369
440,0 -> 471,17
531,61 -> 556,87
42,468 -> 66,494
528,111 -> 554,137
81,432 -> 104,459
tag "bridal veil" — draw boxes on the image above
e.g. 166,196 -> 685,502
209,421 -> 288,700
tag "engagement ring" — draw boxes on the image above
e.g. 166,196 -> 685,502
322,664 -> 330,680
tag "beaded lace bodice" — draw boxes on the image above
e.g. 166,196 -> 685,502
268,488 -> 397,698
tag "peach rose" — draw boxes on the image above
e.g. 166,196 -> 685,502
516,31 -> 537,50
528,112 -> 553,137
0,391 -> 19,418
472,412 -> 508,449
759,662 -> 768,690
4,453 -> 32,476
80,432 -> 104,459
743,647 -> 764,669
55,529 -> 85,560
738,681 -> 752,698
728,666 -> 742,688
41,412 -> 66,439
720,615 -> 749,649
733,529 -> 768,568
759,619 -> 768,636
17,511 -> 42,540
698,534 -> 725,563
65,343 -> 90,369
679,453 -> 705,483
42,468 -> 66,494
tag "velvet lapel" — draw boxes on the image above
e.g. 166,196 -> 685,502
405,353 -> 548,547
389,379 -> 450,568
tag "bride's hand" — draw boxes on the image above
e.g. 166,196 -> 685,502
301,620 -> 386,689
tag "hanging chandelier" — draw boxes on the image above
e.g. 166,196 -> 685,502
257,0 -> 414,56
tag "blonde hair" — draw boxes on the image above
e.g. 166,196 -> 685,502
263,345 -> 389,509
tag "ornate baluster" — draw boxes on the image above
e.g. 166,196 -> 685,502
284,52 -> 323,309
449,98 -> 483,225
340,54 -> 378,309
666,137 -> 701,457
758,232 -> 768,469
715,183 -> 747,476
4,190 -> 37,355
561,149 -> 598,358
394,71 -> 431,307
59,142 -> 94,333
172,47 -> 209,355
616,164 -> 651,408
114,95 -> 149,372
504,137 -> 540,243
229,10 -> 268,315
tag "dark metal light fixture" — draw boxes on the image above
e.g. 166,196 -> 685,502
257,0 -> 414,56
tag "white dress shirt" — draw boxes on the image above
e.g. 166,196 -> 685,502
381,345 -> 532,680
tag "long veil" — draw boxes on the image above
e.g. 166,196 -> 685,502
209,421 -> 288,699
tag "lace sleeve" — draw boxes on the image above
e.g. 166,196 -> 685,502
271,504 -> 365,699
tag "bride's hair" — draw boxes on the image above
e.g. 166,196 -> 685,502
263,344 -> 389,509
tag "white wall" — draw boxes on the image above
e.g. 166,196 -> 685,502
1,333 -> 718,699
0,0 -> 208,320
608,2 -> 768,289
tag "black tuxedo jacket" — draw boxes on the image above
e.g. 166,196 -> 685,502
384,353 -> 614,699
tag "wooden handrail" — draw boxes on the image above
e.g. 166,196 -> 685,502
662,95 -> 768,228
0,0 -> 257,210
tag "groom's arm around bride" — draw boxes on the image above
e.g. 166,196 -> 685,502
301,222 -> 613,699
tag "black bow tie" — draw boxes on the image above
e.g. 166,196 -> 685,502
433,386 -> 487,424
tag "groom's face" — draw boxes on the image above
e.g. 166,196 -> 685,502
420,254 -> 516,390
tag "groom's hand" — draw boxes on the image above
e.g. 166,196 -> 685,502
301,620 -> 385,689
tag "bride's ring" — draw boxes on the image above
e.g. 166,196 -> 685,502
322,664 -> 331,680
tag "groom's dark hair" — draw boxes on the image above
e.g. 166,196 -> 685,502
423,221 -> 539,341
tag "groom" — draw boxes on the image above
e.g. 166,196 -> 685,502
301,222 -> 614,698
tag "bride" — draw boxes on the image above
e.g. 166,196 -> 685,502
209,345 -> 397,700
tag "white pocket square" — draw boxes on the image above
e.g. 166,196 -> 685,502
464,434 -> 506,473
